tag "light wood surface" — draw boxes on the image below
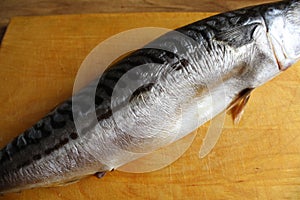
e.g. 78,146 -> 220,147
0,0 -> 276,43
0,12 -> 300,200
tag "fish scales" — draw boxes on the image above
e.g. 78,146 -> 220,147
0,0 -> 300,194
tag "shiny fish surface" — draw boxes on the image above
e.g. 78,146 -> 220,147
0,0 -> 300,194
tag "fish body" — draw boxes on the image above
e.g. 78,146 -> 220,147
1,0 -> 300,194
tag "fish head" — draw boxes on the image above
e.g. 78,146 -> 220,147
264,0 -> 300,70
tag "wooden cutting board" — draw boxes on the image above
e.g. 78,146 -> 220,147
0,13 -> 300,200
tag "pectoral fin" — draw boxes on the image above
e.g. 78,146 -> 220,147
227,88 -> 254,124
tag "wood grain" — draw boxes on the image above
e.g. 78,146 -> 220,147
0,0 -> 276,44
0,13 -> 300,200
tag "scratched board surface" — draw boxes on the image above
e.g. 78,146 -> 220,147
0,13 -> 300,200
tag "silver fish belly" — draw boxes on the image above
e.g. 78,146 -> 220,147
1,0 -> 300,194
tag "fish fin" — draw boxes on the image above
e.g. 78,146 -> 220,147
227,88 -> 254,124
94,171 -> 106,179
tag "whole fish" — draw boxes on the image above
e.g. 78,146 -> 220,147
1,0 -> 300,194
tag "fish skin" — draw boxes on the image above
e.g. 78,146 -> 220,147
1,0 -> 300,194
